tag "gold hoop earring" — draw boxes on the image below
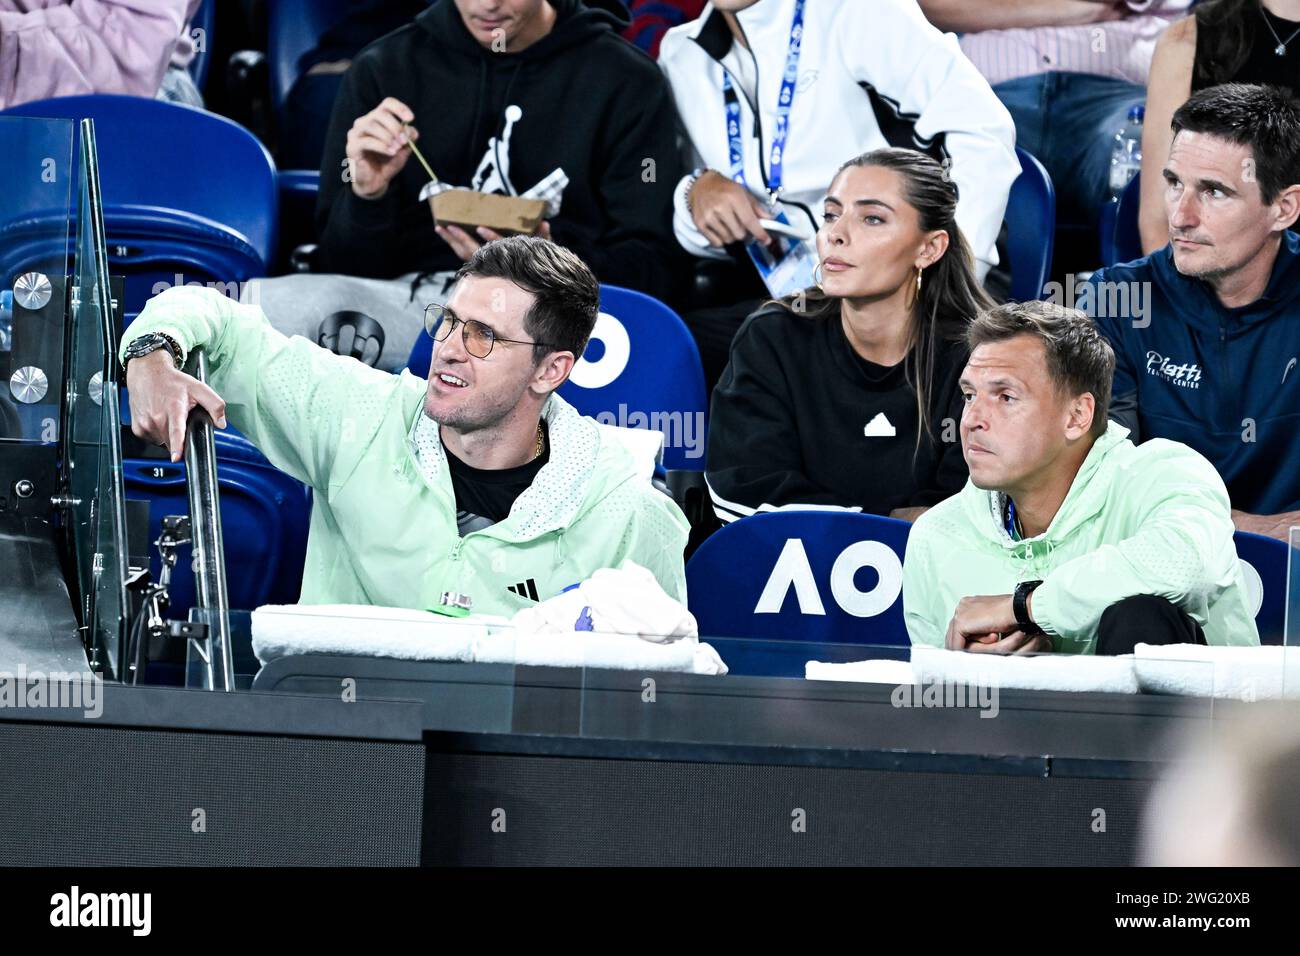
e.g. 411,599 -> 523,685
907,266 -> 924,310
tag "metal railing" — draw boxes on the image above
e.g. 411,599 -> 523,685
182,349 -> 234,691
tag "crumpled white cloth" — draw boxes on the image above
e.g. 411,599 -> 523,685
250,562 -> 726,676
509,561 -> 698,644
1134,643 -> 1300,701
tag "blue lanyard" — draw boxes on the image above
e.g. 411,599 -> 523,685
1005,499 -> 1020,540
722,0 -> 806,200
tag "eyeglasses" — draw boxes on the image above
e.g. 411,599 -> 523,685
424,304 -> 560,359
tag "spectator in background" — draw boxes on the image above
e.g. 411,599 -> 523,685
280,0 -> 428,170
919,0 -> 1190,231
903,300 -> 1258,655
0,0 -> 200,108
623,0 -> 704,56
1140,0 -> 1300,251
1088,84 -> 1300,539
659,0 -> 1016,390
247,0 -> 684,373
707,149 -> 990,525
158,0 -> 204,106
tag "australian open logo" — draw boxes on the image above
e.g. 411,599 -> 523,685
1146,351 -> 1202,389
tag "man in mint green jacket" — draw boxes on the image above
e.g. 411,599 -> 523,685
119,236 -> 689,616
903,300 -> 1259,654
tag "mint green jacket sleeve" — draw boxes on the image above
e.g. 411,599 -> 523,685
602,486 -> 690,606
119,285 -> 391,492
1032,441 -> 1241,646
642,499 -> 689,607
902,517 -> 946,647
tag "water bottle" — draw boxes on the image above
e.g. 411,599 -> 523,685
0,289 -> 12,353
1108,105 -> 1144,201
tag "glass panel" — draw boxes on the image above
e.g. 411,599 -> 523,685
1285,527 -> 1300,646
0,115 -> 73,443
235,607 -> 519,731
575,635 -> 1217,762
209,609 -> 1238,760
65,120 -> 129,679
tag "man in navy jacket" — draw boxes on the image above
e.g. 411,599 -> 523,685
1086,83 -> 1300,540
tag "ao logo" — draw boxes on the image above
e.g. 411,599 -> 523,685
755,538 -> 903,617
569,312 -> 630,389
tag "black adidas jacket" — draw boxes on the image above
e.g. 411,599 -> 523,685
315,0 -> 685,299
706,304 -> 970,521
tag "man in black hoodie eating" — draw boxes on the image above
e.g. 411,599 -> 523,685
246,0 -> 685,372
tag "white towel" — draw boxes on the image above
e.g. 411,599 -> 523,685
252,604 -> 493,664
473,630 -> 727,675
804,659 -> 915,684
250,603 -> 726,675
1134,643 -> 1300,701
910,645 -> 1141,695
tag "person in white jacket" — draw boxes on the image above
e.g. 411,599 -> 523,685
660,0 -> 1018,386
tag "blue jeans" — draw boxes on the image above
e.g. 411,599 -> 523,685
994,72 -> 1144,228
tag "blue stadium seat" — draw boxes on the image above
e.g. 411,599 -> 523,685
188,0 -> 216,93
1099,172 -> 1144,267
123,456 -> 311,613
1006,146 -> 1056,301
686,510 -> 912,676
268,0 -> 356,125
278,168 -> 321,260
119,391 -> 276,472
1233,530 -> 1286,646
214,428 -> 276,467
0,95 -> 277,326
409,284 -> 710,471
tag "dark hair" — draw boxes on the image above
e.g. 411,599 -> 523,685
1191,0 -> 1298,90
455,235 -> 600,362
1171,82 -> 1300,203
777,147 -> 994,447
966,301 -> 1115,439
1194,0 -> 1255,88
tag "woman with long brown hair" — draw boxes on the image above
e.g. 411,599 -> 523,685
706,147 -> 995,524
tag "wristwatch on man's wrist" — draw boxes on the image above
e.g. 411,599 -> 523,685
123,332 -> 184,371
1013,579 -> 1044,635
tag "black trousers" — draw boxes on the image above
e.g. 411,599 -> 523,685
1094,594 -> 1207,656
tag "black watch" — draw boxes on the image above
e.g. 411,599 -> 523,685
1013,579 -> 1044,635
123,332 -> 183,370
